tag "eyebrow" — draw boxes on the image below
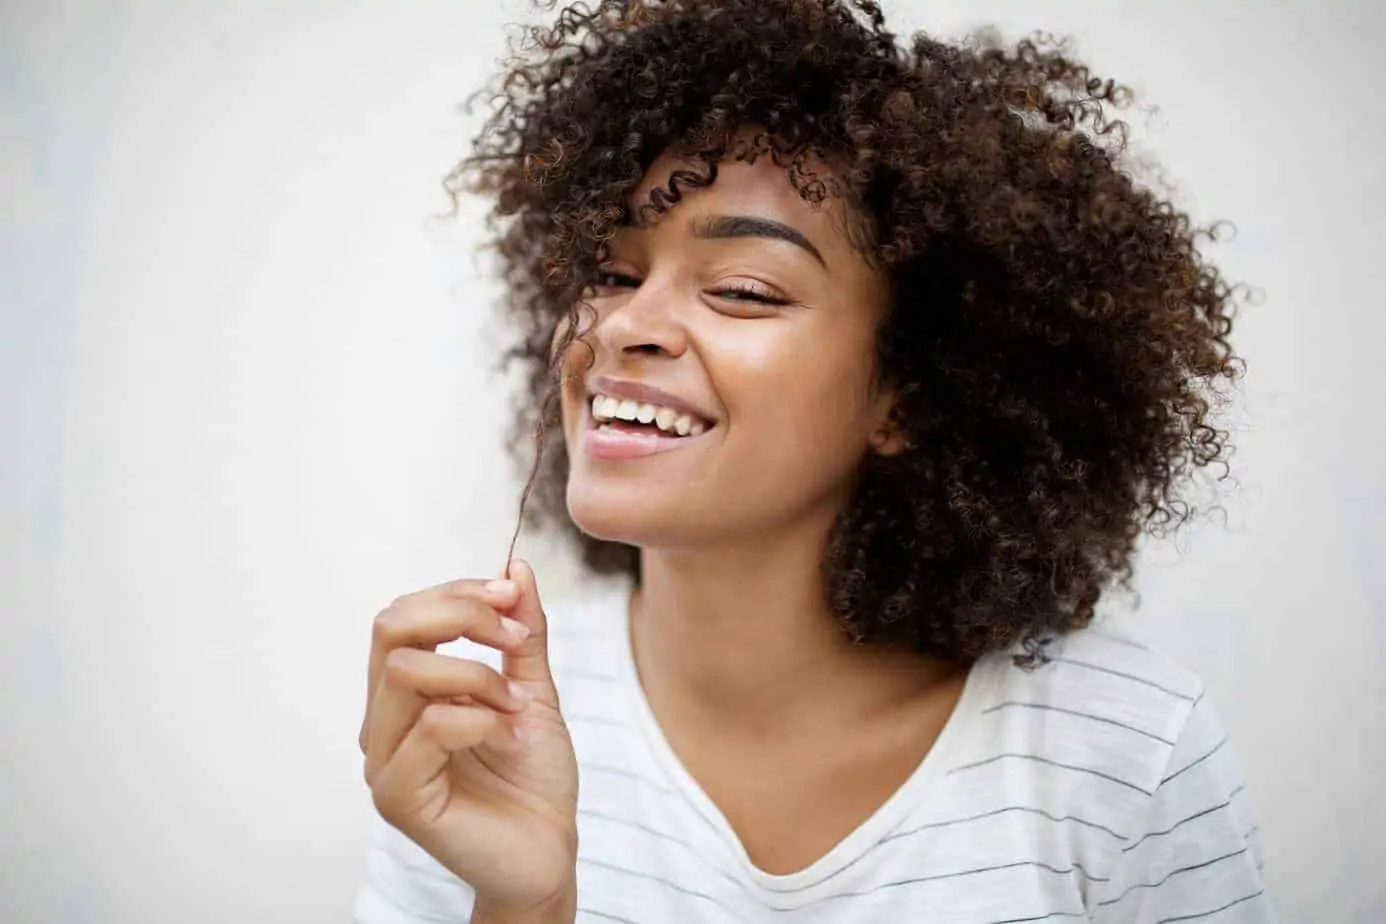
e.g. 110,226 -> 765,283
692,214 -> 827,267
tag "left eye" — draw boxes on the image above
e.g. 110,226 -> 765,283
711,286 -> 789,306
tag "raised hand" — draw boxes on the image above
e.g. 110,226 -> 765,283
361,560 -> 578,921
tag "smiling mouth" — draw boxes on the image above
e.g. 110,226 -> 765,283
582,392 -> 716,461
589,394 -> 713,438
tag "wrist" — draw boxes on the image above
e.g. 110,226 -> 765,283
471,883 -> 576,924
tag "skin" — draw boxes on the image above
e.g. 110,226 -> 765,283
562,144 -> 898,551
360,564 -> 581,923
360,140 -> 968,923
561,143 -> 967,873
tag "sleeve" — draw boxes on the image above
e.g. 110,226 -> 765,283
353,810 -> 477,924
1089,691 -> 1277,923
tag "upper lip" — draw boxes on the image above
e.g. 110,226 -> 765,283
587,375 -> 717,424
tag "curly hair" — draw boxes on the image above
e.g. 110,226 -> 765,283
447,0 -> 1247,662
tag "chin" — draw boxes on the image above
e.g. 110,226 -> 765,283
565,479 -> 673,548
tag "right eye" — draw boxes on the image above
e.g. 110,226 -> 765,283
596,271 -> 641,290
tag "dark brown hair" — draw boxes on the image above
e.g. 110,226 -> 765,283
449,0 -> 1247,662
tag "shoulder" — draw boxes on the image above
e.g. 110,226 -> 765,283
981,626 -> 1208,786
957,625 -> 1211,817
961,625 -> 1257,840
947,628 -> 1273,913
997,635 -> 1277,919
1009,624 -> 1205,703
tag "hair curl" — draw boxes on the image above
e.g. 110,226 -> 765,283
448,0 -> 1247,662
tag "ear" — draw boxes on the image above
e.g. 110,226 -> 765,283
867,388 -> 911,457
869,420 -> 910,457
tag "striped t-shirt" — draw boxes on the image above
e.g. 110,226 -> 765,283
356,587 -> 1276,923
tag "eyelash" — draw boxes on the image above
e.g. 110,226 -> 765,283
596,272 -> 790,306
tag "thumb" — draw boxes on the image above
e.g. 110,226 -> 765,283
500,558 -> 557,688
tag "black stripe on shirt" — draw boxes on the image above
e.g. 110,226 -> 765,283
1053,657 -> 1198,702
982,701 -> 1175,745
746,804 -> 1117,897
580,807 -> 695,851
577,761 -> 733,850
1096,847 -> 1249,908
583,852 -> 1107,913
773,858 -> 1111,910
1160,735 -> 1228,785
578,908 -> 642,924
986,912 -> 1088,924
883,804 -> 1128,843
1156,890 -> 1266,923
951,753 -> 1153,795
578,808 -> 746,892
1121,800 -> 1233,853
578,856 -> 749,923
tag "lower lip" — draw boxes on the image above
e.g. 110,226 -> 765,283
582,418 -> 711,460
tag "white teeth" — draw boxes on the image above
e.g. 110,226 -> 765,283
589,393 -> 710,436
590,395 -> 618,420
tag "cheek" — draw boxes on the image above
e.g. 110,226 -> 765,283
717,320 -> 880,455
557,324 -> 602,432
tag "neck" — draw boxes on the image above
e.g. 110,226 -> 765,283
629,520 -> 957,736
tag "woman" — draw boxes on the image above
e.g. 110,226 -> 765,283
355,1 -> 1274,921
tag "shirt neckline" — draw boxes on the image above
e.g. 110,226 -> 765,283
609,586 -> 996,899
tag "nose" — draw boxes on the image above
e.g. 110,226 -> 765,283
592,275 -> 689,360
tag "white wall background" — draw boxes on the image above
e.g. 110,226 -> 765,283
2,0 -> 1382,920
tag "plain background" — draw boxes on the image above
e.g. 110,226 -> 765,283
2,0 -> 1383,920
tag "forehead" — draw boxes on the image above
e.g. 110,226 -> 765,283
627,143 -> 854,249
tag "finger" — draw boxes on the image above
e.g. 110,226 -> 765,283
499,559 -> 557,689
396,576 -> 521,609
369,703 -> 518,816
363,669 -> 423,784
364,649 -> 531,780
371,588 -> 527,669
389,649 -> 531,714
367,591 -> 531,716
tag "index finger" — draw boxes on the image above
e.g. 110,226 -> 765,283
365,581 -> 529,716
397,576 -> 520,609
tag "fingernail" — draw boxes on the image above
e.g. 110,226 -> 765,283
485,579 -> 516,597
507,680 -> 532,705
500,616 -> 531,641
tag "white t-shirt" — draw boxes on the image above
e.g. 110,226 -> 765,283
356,587 -> 1276,923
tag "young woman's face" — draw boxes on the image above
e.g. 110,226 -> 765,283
559,144 -> 899,551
